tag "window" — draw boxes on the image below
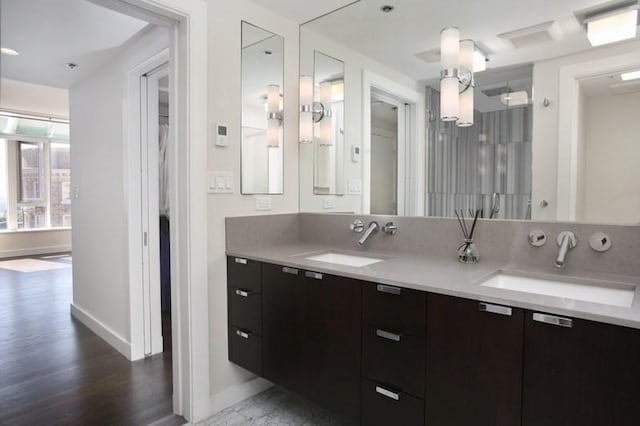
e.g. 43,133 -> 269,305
50,143 -> 71,227
0,112 -> 71,232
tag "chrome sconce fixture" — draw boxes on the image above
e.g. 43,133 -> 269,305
299,75 -> 333,145
266,84 -> 283,148
439,27 -> 483,127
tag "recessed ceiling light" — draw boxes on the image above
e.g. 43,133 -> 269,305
263,50 -> 273,55
584,6 -> 638,46
380,5 -> 394,13
621,70 -> 640,81
66,62 -> 78,69
1,47 -> 19,56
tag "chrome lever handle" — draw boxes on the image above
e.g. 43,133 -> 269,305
376,329 -> 402,342
375,385 -> 400,401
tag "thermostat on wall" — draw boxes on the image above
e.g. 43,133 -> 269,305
215,124 -> 229,147
351,145 -> 361,162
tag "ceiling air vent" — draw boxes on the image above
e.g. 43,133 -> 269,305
414,47 -> 441,63
498,21 -> 563,48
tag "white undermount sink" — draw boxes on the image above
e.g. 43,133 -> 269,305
479,272 -> 635,308
304,252 -> 385,267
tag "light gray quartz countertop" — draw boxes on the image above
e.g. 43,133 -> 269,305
227,243 -> 640,330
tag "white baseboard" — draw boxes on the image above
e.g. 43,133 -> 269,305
0,244 -> 72,259
70,303 -> 132,360
209,377 -> 273,416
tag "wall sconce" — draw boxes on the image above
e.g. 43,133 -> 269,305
266,84 -> 282,148
582,2 -> 639,46
299,75 -> 333,145
439,27 -> 476,127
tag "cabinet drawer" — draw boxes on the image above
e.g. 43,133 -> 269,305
230,288 -> 262,335
362,326 -> 425,398
229,326 -> 262,376
361,379 -> 424,426
227,256 -> 261,293
363,283 -> 426,337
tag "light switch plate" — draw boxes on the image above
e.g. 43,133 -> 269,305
347,178 -> 362,195
323,197 -> 336,209
255,197 -> 273,211
208,171 -> 233,194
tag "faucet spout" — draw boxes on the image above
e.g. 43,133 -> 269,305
358,222 -> 379,246
555,231 -> 577,269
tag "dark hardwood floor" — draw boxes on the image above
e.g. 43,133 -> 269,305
0,254 -> 184,426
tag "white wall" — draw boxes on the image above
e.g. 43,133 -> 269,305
0,78 -> 72,257
206,0 -> 299,408
531,39 -> 640,221
299,27 -> 422,214
581,91 -> 640,224
0,78 -> 69,117
69,26 -> 169,349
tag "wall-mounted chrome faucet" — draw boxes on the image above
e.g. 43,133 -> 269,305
555,231 -> 577,269
358,222 -> 380,246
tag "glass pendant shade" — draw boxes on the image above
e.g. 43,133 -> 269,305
440,77 -> 459,121
440,27 -> 460,69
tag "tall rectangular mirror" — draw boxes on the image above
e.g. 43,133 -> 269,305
241,21 -> 284,194
312,51 -> 345,195
298,0 -> 640,225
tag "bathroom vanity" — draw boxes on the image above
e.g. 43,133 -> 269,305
226,214 -> 640,426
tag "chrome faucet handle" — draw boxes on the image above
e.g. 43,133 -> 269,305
556,231 -> 577,249
350,219 -> 364,233
382,222 -> 397,235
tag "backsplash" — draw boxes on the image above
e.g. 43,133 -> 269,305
226,213 -> 640,277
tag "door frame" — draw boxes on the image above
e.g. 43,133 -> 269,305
94,0 -> 209,422
362,70 -> 425,216
129,55 -> 168,359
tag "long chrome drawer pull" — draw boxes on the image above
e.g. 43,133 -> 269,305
532,313 -> 573,328
375,385 -> 400,401
234,258 -> 248,265
376,284 -> 401,295
479,302 -> 512,316
235,289 -> 250,297
282,266 -> 299,275
376,329 -> 402,342
236,330 -> 250,339
305,271 -> 323,280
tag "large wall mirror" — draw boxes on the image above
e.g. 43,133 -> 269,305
241,21 -> 284,194
298,0 -> 640,225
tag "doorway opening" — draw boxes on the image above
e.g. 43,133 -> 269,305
370,93 -> 402,215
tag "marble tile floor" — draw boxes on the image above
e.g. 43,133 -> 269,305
199,386 -> 346,426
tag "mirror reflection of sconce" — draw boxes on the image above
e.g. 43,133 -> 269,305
298,75 -> 333,146
439,27 -> 485,127
266,84 -> 282,148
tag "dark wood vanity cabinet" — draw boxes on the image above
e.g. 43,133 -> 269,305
425,294 -> 524,426
227,256 -> 263,375
227,256 -> 640,426
362,283 -> 426,424
522,311 -> 640,426
262,263 -> 362,424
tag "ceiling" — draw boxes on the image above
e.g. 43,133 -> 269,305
0,0 -> 150,89
580,71 -> 640,96
302,0 -> 640,83
247,0 -> 358,23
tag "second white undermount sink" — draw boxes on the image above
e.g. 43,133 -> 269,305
479,272 -> 635,308
304,252 -> 385,267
